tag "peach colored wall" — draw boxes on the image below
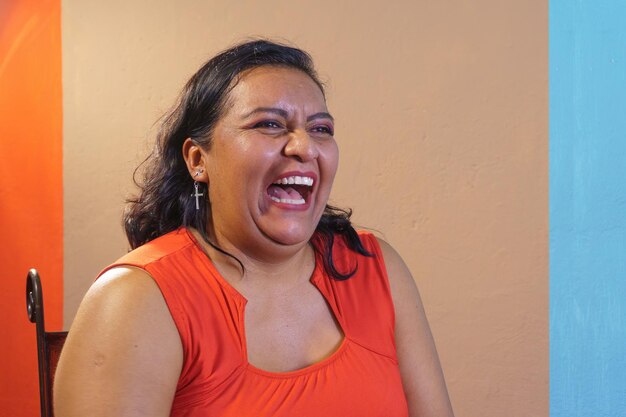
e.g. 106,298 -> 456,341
62,1 -> 548,416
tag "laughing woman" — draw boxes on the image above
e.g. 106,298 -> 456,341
54,40 -> 454,417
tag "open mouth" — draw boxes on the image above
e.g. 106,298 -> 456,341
266,174 -> 315,206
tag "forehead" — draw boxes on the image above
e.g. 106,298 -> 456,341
226,66 -> 327,112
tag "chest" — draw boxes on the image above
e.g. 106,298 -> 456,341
243,282 -> 344,372
176,340 -> 409,417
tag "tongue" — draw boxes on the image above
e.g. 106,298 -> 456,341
268,185 -> 304,200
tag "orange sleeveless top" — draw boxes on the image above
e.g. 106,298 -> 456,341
102,228 -> 409,416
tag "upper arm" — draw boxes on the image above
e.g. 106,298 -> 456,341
54,267 -> 183,417
377,237 -> 455,417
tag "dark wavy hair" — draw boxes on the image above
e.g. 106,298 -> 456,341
124,39 -> 371,280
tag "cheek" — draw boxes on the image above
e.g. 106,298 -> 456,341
321,141 -> 340,180
208,145 -> 274,200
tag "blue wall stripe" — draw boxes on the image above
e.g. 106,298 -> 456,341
550,1 -> 626,416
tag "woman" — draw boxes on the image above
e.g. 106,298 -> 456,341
54,40 -> 454,417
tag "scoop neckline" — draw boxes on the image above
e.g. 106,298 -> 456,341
182,227 -> 349,378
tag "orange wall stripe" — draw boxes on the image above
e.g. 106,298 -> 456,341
0,0 -> 63,415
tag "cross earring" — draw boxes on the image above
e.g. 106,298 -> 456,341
191,170 -> 204,210
192,181 -> 204,210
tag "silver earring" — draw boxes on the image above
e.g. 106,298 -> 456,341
191,181 -> 204,210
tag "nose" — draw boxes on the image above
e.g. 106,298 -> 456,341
283,129 -> 319,162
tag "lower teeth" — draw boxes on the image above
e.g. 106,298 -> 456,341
270,196 -> 306,205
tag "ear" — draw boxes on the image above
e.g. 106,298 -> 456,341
182,138 -> 208,183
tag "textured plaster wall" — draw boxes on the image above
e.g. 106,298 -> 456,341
62,1 -> 548,416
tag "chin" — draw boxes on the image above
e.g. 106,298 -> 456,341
263,225 -> 315,247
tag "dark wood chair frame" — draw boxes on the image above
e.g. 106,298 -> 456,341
26,268 -> 68,417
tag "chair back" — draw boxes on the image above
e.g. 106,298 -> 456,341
26,269 -> 68,417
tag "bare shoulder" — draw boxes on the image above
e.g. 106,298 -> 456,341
81,266 -> 163,308
375,237 -> 421,307
66,267 -> 176,343
374,237 -> 455,417
374,236 -> 428,341
54,267 -> 183,417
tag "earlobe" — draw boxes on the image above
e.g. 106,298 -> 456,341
194,169 -> 205,179
182,138 -> 208,183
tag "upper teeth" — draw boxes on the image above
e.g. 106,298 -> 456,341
273,176 -> 314,186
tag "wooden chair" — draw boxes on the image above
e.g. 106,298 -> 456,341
26,268 -> 68,417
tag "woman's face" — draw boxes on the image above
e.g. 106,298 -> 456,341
203,66 -> 338,256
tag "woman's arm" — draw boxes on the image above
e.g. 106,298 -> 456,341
54,267 -> 183,417
377,238 -> 455,417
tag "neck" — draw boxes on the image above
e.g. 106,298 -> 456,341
188,227 -> 316,289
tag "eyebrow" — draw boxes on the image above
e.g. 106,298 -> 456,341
243,107 -> 334,122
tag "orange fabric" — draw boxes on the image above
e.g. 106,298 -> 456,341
101,228 -> 408,416
0,1 -> 63,415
